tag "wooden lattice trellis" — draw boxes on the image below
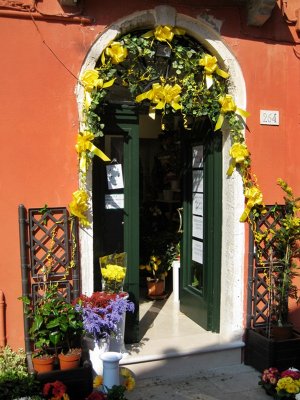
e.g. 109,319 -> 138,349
18,204 -> 80,354
247,205 -> 286,330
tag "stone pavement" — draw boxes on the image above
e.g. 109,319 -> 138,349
125,364 -> 270,400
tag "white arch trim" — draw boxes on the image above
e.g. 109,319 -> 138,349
76,5 -> 246,339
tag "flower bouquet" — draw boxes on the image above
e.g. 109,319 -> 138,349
259,367 -> 300,399
74,292 -> 134,374
99,253 -> 127,293
74,292 -> 134,341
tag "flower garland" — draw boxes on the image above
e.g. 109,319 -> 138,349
69,25 -> 261,226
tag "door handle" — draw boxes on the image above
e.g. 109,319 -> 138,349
177,207 -> 183,233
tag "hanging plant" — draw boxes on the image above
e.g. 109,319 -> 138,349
70,25 -> 259,226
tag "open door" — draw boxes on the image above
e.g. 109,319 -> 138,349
180,120 -> 222,332
92,104 -> 140,343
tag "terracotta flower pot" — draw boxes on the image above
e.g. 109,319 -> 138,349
147,278 -> 165,297
32,355 -> 55,373
58,350 -> 81,370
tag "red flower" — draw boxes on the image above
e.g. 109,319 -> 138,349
74,291 -> 127,308
43,380 -> 68,399
281,368 -> 300,380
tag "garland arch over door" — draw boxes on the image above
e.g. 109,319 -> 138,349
77,6 -> 247,339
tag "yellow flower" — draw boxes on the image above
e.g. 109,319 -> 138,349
93,375 -> 103,388
105,42 -> 128,64
80,69 -> 99,92
286,382 -> 300,394
101,264 -> 126,283
120,367 -> 136,391
124,376 -> 135,391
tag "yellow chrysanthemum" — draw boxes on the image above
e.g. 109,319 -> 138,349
93,375 -> 103,388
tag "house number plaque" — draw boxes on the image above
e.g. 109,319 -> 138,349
260,110 -> 279,126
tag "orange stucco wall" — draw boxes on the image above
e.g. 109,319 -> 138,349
0,0 -> 299,349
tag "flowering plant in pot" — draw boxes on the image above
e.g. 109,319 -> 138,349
74,292 -> 134,375
259,367 -> 300,399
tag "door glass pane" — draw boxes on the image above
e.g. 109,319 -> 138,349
191,145 -> 204,293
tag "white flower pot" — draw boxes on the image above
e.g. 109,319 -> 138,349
82,335 -> 110,377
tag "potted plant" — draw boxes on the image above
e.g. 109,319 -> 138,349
260,179 -> 300,338
245,179 -> 300,371
20,283 -> 84,372
259,367 -> 300,399
74,292 -> 134,375
140,231 -> 181,298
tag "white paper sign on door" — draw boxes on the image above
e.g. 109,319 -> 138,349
192,240 -> 203,264
106,164 -> 124,190
192,145 -> 203,168
105,194 -> 124,209
192,215 -> 203,239
193,170 -> 204,192
192,193 -> 203,215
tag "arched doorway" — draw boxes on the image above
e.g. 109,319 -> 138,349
77,6 -> 247,343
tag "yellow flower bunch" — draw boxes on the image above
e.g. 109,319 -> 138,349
101,264 -> 126,283
276,376 -> 300,394
120,367 -> 136,391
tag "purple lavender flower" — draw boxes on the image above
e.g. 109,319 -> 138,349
75,295 -> 134,340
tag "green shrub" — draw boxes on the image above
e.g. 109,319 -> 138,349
0,347 -> 42,399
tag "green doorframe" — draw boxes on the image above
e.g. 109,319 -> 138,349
93,104 -> 140,343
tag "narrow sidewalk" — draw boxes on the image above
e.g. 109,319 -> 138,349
126,364 -> 270,400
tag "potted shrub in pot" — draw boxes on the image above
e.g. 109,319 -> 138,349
140,231 -> 181,298
20,283 -> 84,372
245,179 -> 300,371
260,179 -> 300,339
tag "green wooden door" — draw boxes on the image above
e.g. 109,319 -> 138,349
180,121 -> 222,332
93,105 -> 139,343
